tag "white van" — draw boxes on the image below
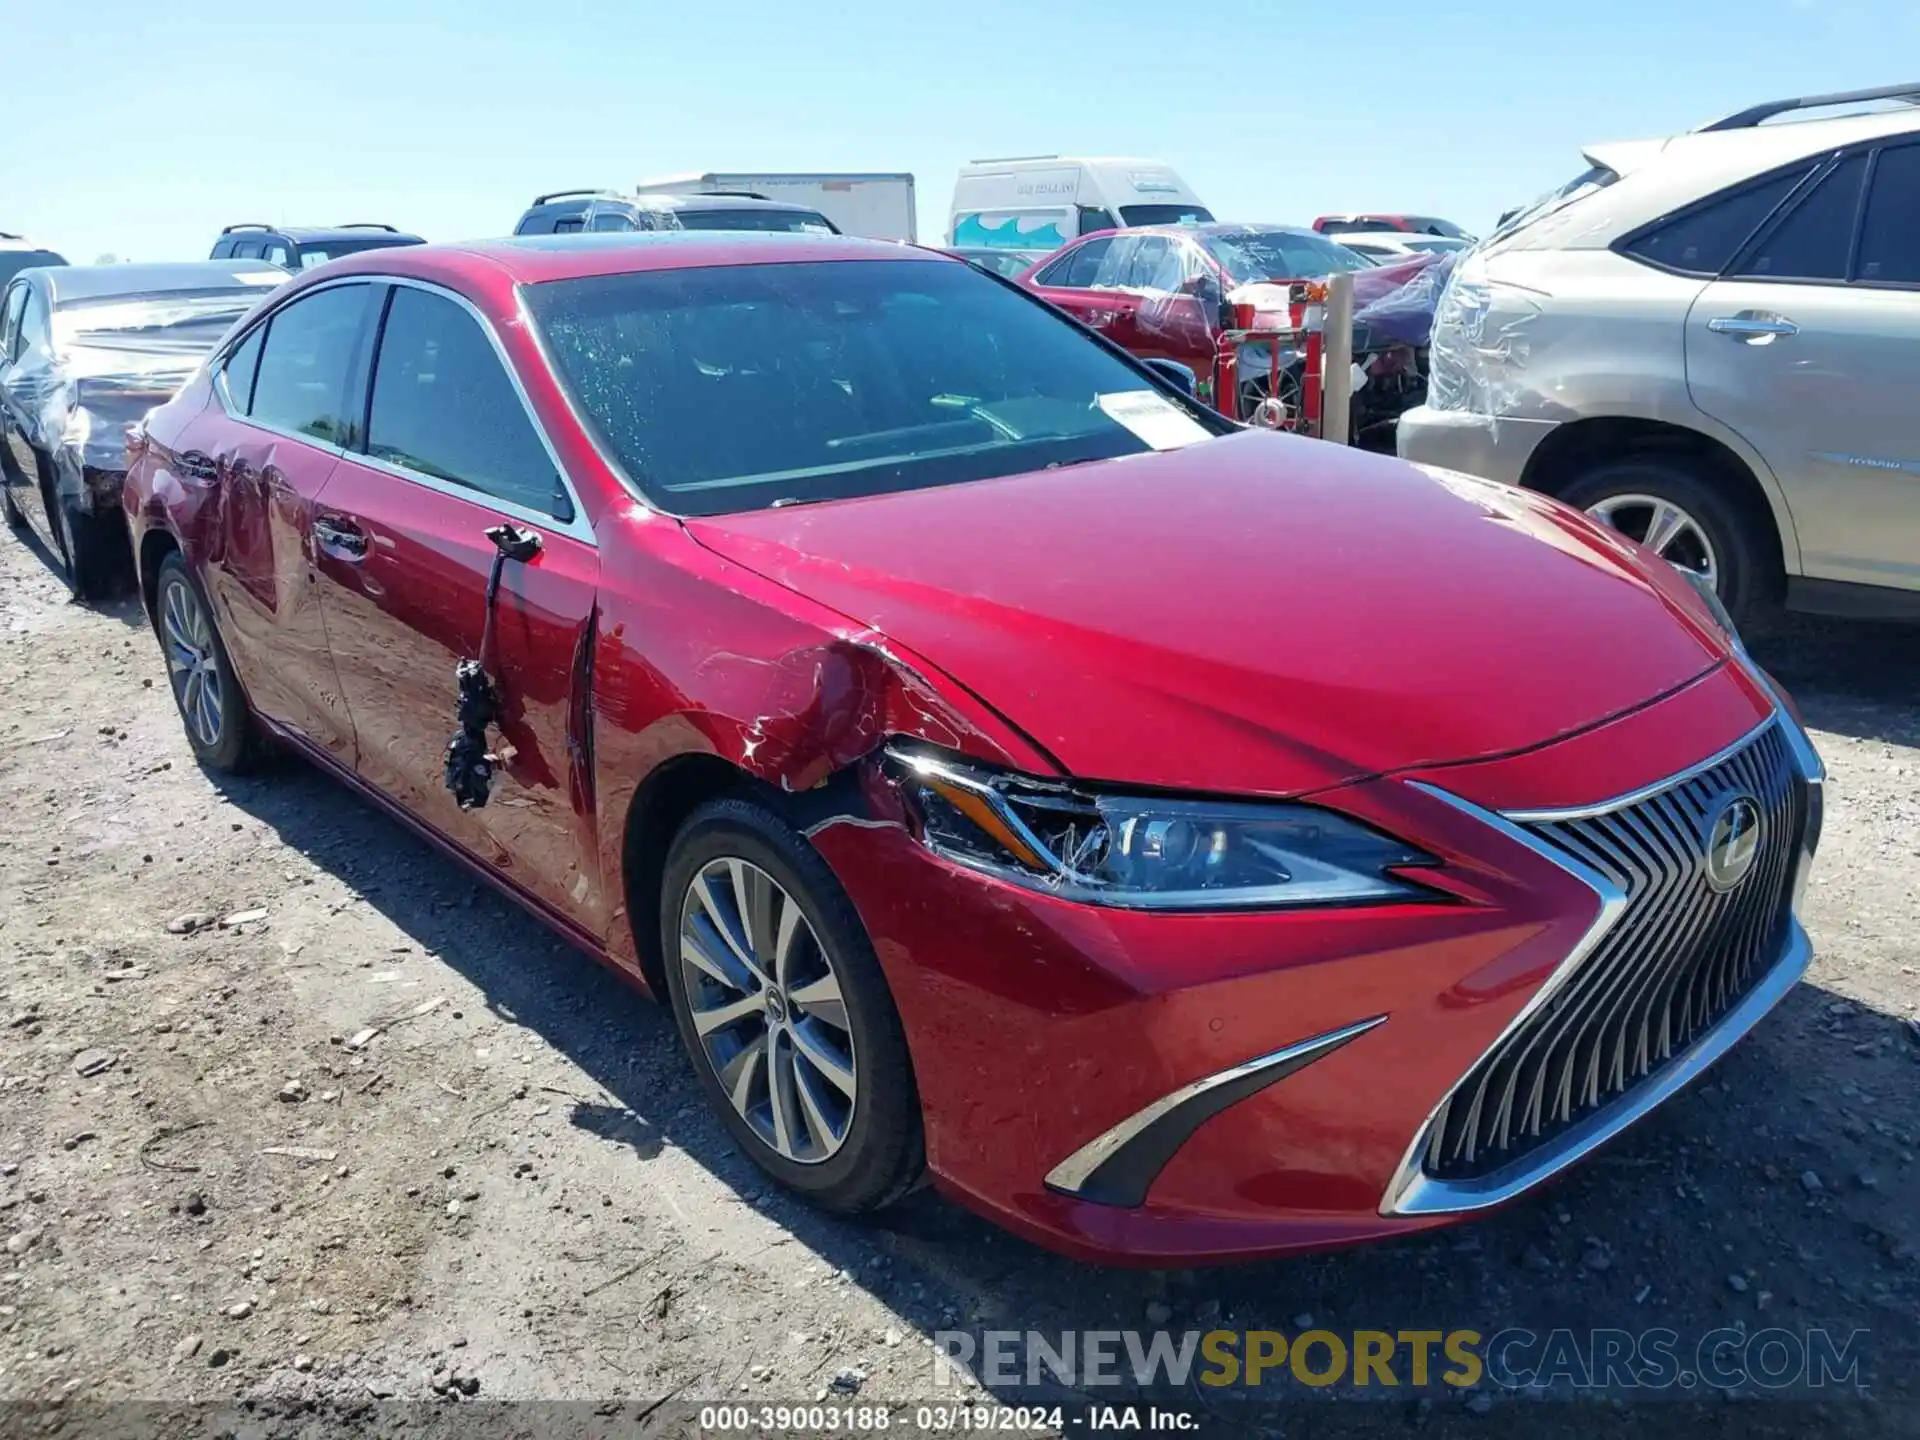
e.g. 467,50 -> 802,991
947,156 -> 1211,250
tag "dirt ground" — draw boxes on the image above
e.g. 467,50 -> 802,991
0,522 -> 1915,1440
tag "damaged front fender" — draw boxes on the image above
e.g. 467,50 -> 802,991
590,511 -> 1056,981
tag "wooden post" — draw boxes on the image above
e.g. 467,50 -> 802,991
1320,271 -> 1354,445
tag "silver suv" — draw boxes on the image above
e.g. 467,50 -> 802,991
1398,83 -> 1920,624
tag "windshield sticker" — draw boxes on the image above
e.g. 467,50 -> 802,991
1096,390 -> 1209,451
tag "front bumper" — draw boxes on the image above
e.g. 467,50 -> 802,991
1395,404 -> 1559,488
810,664 -> 1820,1265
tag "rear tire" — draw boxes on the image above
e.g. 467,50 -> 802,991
1559,456 -> 1771,626
660,797 -> 924,1215
154,552 -> 261,773
56,497 -> 125,601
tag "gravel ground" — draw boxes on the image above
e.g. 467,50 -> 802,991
0,525 -> 1915,1439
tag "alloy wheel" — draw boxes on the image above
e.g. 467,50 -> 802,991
677,857 -> 857,1164
1584,493 -> 1720,592
161,577 -> 225,749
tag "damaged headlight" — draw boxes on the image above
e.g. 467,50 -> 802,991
885,746 -> 1433,910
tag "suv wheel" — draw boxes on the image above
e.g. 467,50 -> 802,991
1560,457 -> 1769,624
660,797 -> 924,1214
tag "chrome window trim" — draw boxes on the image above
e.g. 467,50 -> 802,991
209,275 -> 596,547
1380,697 -> 1823,1219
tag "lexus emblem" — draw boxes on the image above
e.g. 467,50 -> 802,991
1704,794 -> 1763,892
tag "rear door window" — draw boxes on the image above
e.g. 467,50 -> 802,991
365,286 -> 569,520
1856,143 -> 1920,285
1733,155 -> 1866,282
588,210 -> 636,232
248,284 -> 376,444
1621,168 -> 1812,276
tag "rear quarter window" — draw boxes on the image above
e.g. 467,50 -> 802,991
1620,167 -> 1813,276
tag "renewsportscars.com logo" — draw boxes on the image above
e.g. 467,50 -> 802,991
933,1327 -> 1871,1394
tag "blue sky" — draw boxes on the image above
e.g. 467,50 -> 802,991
2,0 -> 1914,262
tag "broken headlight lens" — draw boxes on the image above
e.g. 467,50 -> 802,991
886,747 -> 1433,910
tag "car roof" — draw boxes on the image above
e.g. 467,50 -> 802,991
41,261 -> 285,303
1505,102 -> 1920,251
316,232 -> 935,287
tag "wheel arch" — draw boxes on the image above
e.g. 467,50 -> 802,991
1520,414 -> 1796,585
138,524 -> 182,627
619,751 -> 768,1000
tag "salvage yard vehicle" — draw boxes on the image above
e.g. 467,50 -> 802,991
1336,231 -> 1473,262
515,190 -> 838,236
1315,212 -> 1475,240
1399,82 -> 1920,624
1,260 -> 284,598
209,223 -> 425,271
942,245 -> 1049,279
948,155 -> 1210,251
123,231 -> 1822,1264
636,172 -> 916,241
1021,223 -> 1430,446
1,233 -> 68,289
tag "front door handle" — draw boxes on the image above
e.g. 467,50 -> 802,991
1707,312 -> 1799,342
312,515 -> 368,562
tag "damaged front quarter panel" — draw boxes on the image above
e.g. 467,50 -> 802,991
589,511 -> 1057,979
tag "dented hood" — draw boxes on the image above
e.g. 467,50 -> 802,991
685,432 -> 1725,796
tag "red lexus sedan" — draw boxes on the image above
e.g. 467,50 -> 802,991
122,233 -> 1823,1265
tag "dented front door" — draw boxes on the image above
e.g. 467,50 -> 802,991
312,455 -> 604,929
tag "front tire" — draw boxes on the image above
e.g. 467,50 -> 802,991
154,552 -> 259,772
660,797 -> 924,1214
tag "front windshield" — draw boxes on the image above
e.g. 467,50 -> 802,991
675,209 -> 837,234
1206,229 -> 1373,283
525,257 -> 1224,517
1118,203 -> 1214,227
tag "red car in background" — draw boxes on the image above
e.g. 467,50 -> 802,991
123,232 -> 1821,1264
1314,212 -> 1475,239
1019,223 -> 1427,445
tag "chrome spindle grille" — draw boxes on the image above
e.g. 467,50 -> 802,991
1426,723 -> 1804,1180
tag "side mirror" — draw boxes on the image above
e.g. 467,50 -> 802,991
1142,358 -> 1197,396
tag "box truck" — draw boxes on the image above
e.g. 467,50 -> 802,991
634,173 -> 916,242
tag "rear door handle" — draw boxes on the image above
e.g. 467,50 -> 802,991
313,515 -> 368,562
1707,312 -> 1799,342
